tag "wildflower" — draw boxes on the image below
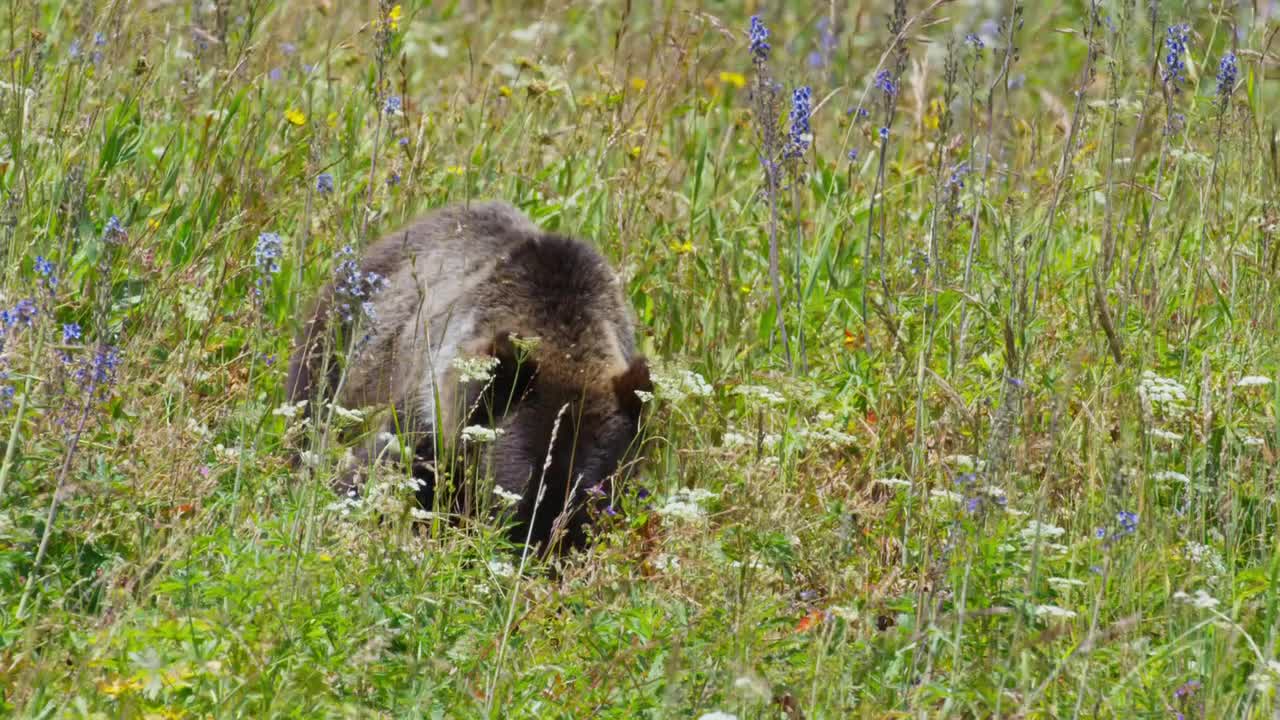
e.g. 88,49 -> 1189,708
103,215 -> 127,243
651,368 -> 712,401
76,345 -> 122,394
1154,470 -> 1190,484
1116,510 -> 1139,536
847,148 -> 859,162
1216,51 -> 1238,100
732,384 -> 785,405
1047,577 -> 1086,590
69,40 -> 82,59
1020,520 -> 1066,542
62,323 -> 82,343
452,354 -> 500,383
947,162 -> 969,189
494,487 -> 522,506
384,95 -> 402,114
333,246 -> 389,323
964,33 -> 984,50
272,400 -> 307,419
268,67 -> 282,82
316,173 -> 334,194
873,69 -> 897,97
748,16 -> 770,63
658,487 -> 716,522
1139,371 -> 1188,406
719,71 -> 746,89
1173,589 -> 1220,610
878,126 -> 889,140
398,136 -> 409,148
387,4 -> 402,31
34,256 -> 56,284
629,77 -> 647,92
280,42 -> 296,55
1174,679 -> 1202,699
1033,604 -> 1077,620
284,108 -> 306,126
1149,428 -> 1183,442
4,299 -> 37,328
446,165 -> 465,176
387,171 -> 401,187
785,86 -> 813,160
1162,24 -> 1190,89
1235,375 -> 1272,388
94,32 -> 106,46
461,425 -> 503,444
487,559 -> 515,578
254,232 -> 283,277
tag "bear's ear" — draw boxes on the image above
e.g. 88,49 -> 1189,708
612,356 -> 653,420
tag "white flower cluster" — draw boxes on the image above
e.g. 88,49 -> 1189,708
1185,542 -> 1227,580
1033,604 -> 1077,620
1235,375 -> 1272,388
944,454 -> 986,472
1149,428 -> 1183,443
1249,660 -> 1280,693
1139,371 -> 1188,406
796,425 -> 858,450
657,487 -> 717,523
1015,520 -> 1068,554
732,384 -> 786,406
1153,470 -> 1190,484
652,369 -> 712,401
873,477 -> 911,490
1173,589 -> 1220,610
461,425 -> 504,444
493,487 -> 523,506
452,355 -> 501,383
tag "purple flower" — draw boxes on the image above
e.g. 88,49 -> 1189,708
34,256 -> 56,283
1216,51 -> 1238,100
268,67 -> 283,82
785,86 -> 813,159
873,69 -> 897,97
847,148 -> 859,162
254,232 -> 283,279
62,323 -> 82,343
316,173 -> 334,194
280,42 -> 297,56
384,95 -> 402,114
878,126 -> 889,140
104,215 -> 127,243
1162,24 -> 1190,89
748,15 -> 771,63
1116,510 -> 1139,536
964,33 -> 984,50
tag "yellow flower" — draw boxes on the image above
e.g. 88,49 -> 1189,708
629,77 -> 647,92
98,676 -> 142,697
446,165 -> 466,176
498,85 -> 512,98
326,111 -> 338,128
284,108 -> 306,126
628,146 -> 642,159
923,98 -> 945,130
718,71 -> 746,89
147,217 -> 161,231
388,4 -> 402,31
669,240 -> 693,255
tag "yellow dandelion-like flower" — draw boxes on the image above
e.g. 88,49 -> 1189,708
718,71 -> 746,89
629,77 -> 647,92
628,146 -> 642,159
669,240 -> 694,255
499,85 -> 512,98
446,165 -> 466,176
147,217 -> 161,231
284,108 -> 306,126
326,111 -> 338,128
388,4 -> 402,31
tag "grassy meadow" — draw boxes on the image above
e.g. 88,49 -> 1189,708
3,0 -> 1280,716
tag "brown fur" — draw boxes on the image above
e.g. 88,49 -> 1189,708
287,201 -> 651,552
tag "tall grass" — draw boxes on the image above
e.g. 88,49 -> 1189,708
0,1 -> 1278,717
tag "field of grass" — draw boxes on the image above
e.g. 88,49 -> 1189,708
2,0 -> 1279,716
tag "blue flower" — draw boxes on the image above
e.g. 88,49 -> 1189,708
1116,510 -> 1138,535
334,246 -> 389,323
268,67 -> 283,82
878,126 -> 889,140
34,256 -> 55,282
748,15 -> 771,63
104,215 -> 126,243
280,42 -> 297,55
873,69 -> 897,97
964,33 -> 984,50
384,95 -> 402,114
948,162 -> 970,189
1216,51 -> 1238,99
76,345 -> 121,393
1162,24 -> 1190,89
69,40 -> 82,59
785,86 -> 813,159
254,232 -> 283,277
398,136 -> 409,148
62,323 -> 82,343
387,171 -> 401,187
94,32 -> 106,46
847,148 -> 859,162
316,173 -> 335,194
8,299 -> 37,328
